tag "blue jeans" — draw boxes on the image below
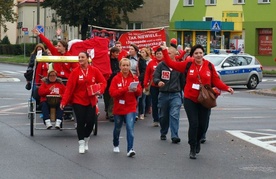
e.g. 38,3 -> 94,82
150,86 -> 159,122
158,92 -> 182,139
138,92 -> 146,115
113,112 -> 136,152
41,101 -> 63,121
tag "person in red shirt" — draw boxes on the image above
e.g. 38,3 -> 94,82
32,28 -> 78,80
60,52 -> 107,154
143,47 -> 163,127
115,41 -> 128,61
38,70 -> 66,129
109,58 -> 142,157
160,44 -> 234,159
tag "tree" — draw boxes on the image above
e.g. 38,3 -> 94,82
0,0 -> 18,32
42,0 -> 144,40
1,35 -> 11,44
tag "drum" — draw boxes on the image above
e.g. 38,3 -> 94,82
46,95 -> 61,122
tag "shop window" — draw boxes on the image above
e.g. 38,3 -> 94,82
184,31 -> 193,47
233,0 -> 245,4
196,32 -> 207,53
183,0 -> 194,6
258,28 -> 272,55
205,0 -> 216,5
258,0 -> 270,3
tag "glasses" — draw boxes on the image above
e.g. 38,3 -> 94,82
49,75 -> 56,77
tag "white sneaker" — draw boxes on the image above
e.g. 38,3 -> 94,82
127,149 -> 136,157
140,114 -> 144,120
55,119 -> 62,129
113,146 -> 120,153
79,140 -> 85,154
84,137 -> 90,151
45,119 -> 52,129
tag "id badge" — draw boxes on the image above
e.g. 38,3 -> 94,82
119,100 -> 125,104
192,83 -> 200,90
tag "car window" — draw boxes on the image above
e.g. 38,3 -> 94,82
224,57 -> 238,67
204,55 -> 225,65
244,57 -> 252,64
237,56 -> 249,66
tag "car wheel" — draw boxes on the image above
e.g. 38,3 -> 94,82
246,75 -> 258,89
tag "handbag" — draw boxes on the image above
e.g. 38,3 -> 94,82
196,68 -> 217,109
198,84 -> 217,109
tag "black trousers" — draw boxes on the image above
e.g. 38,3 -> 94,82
73,104 -> 96,140
183,98 -> 211,146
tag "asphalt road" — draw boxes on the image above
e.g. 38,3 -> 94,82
0,63 -> 276,179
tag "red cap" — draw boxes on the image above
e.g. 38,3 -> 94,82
170,38 -> 177,45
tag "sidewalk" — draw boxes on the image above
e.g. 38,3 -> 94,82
263,66 -> 276,71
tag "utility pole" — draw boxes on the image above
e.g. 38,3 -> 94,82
37,0 -> 40,43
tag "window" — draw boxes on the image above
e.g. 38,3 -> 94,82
258,0 -> 270,3
203,17 -> 213,21
206,0 -> 216,5
233,0 -> 245,4
127,22 -> 142,30
183,0 -> 194,6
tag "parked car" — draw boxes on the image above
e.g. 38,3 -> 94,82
204,50 -> 263,89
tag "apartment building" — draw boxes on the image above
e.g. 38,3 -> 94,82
170,0 -> 275,65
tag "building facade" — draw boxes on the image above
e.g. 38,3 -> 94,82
170,0 -> 276,66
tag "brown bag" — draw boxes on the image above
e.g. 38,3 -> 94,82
197,84 -> 217,109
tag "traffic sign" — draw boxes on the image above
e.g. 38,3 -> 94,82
211,21 -> 221,32
22,27 -> 28,31
24,31 -> 29,35
36,25 -> 44,33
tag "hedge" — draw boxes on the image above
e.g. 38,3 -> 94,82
0,44 -> 36,56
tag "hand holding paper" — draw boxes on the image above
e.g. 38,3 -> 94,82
129,81 -> 139,92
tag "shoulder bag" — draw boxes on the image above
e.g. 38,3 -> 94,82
196,67 -> 217,109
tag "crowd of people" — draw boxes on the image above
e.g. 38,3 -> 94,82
24,28 -> 234,159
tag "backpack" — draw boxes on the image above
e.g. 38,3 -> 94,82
183,61 -> 213,87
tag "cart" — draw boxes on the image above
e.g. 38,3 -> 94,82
28,56 -> 98,136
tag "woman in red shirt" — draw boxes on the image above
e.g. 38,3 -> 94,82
109,58 -> 142,157
143,48 -> 163,127
161,44 -> 234,159
60,52 -> 107,154
32,28 -> 78,80
38,70 -> 66,129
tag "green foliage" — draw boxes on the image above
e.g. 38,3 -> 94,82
0,0 -> 18,32
1,36 -> 11,44
0,43 -> 35,56
42,0 -> 144,39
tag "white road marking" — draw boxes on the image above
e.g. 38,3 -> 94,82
226,130 -> 276,153
0,78 -> 20,82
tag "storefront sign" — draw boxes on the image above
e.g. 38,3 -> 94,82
258,28 -> 272,55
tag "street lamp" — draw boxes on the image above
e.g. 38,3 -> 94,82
32,10 -> 35,43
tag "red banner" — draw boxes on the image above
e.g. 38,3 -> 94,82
118,29 -> 166,50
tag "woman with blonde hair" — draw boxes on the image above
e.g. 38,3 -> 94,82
109,58 -> 142,157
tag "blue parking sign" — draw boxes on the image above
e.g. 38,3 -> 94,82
36,25 -> 44,33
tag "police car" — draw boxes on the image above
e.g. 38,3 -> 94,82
204,49 -> 263,89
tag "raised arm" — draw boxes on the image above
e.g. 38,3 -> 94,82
161,46 -> 187,73
32,28 -> 59,55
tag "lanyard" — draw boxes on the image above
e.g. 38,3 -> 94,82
122,77 -> 127,87
81,68 -> 88,77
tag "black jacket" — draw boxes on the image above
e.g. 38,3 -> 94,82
153,61 -> 184,93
